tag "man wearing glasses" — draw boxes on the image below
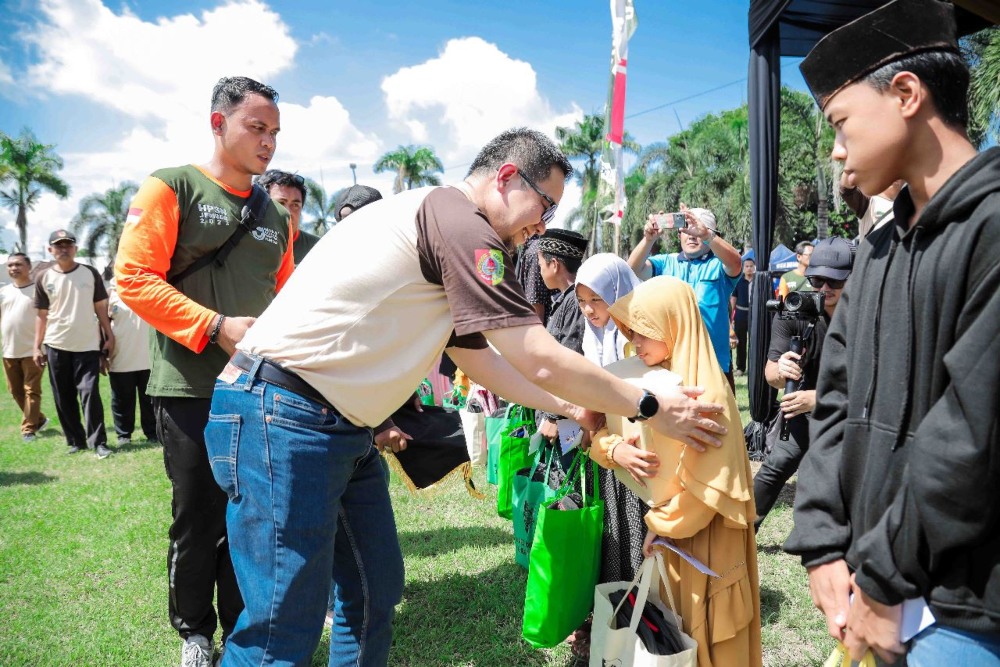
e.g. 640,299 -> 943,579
207,127 -> 730,666
258,170 -> 321,264
753,236 -> 854,530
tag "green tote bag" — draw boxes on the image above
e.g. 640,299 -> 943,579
521,452 -> 604,648
512,440 -> 565,569
485,404 -> 532,485
495,421 -> 535,520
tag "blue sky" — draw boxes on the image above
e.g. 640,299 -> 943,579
0,0 -> 808,255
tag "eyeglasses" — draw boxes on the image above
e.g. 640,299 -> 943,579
807,276 -> 846,289
519,171 -> 558,225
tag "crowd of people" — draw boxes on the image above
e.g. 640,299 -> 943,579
2,1 -> 998,666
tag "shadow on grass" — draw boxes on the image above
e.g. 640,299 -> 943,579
112,439 -> 162,456
398,526 -> 512,558
390,562 -> 556,666
0,470 -> 57,487
760,585 -> 789,625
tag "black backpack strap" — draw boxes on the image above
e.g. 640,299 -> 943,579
168,184 -> 271,287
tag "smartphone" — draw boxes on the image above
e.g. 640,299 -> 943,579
653,212 -> 688,230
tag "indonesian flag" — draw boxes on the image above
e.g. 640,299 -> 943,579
125,207 -> 143,225
601,0 -> 637,227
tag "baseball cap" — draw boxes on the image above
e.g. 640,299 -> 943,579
49,229 -> 77,244
805,237 -> 855,281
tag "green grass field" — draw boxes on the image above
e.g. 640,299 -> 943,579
0,376 -> 831,666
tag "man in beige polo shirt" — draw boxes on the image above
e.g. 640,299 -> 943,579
205,127 -> 731,666
33,229 -> 114,458
1,253 -> 48,441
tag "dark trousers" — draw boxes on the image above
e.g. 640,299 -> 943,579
734,317 -> 749,373
109,370 -> 156,440
45,346 -> 106,450
154,396 -> 243,642
753,416 -> 809,531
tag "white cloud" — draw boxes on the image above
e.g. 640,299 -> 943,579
0,57 -> 12,86
1,0 -> 383,253
380,37 -> 583,165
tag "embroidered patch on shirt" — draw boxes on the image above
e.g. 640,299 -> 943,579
125,207 -> 143,225
475,249 -> 504,286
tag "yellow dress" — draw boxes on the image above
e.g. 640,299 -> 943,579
590,276 -> 762,667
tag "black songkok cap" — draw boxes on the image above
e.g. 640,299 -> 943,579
334,185 -> 383,222
800,0 -> 959,110
538,228 -> 587,260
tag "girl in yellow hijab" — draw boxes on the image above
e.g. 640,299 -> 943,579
590,276 -> 762,667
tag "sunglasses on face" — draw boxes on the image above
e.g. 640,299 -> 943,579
807,276 -> 846,289
519,170 -> 558,225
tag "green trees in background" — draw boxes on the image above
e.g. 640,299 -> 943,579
374,145 -> 444,194
964,26 -> 1000,149
70,181 -> 139,264
303,178 -> 341,235
0,128 -> 69,252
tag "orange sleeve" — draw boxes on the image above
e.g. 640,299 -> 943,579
274,223 -> 295,292
776,277 -> 789,299
114,176 -> 216,353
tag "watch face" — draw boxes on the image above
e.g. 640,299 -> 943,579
639,392 -> 659,418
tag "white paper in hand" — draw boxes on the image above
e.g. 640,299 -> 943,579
554,419 -> 582,454
652,536 -> 720,577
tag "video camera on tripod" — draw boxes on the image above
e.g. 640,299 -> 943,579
765,291 -> 825,440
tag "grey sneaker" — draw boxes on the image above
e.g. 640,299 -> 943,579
181,635 -> 213,667
118,435 -> 131,446
67,445 -> 84,454
95,445 -> 112,459
22,433 -> 36,443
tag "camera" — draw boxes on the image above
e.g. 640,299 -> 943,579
653,212 -> 688,230
765,291 -> 825,319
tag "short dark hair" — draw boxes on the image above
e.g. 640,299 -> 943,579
795,241 -> 814,255
7,252 -> 30,266
211,76 -> 279,115
863,50 -> 970,130
258,170 -> 306,203
467,127 -> 573,183
541,251 -> 582,275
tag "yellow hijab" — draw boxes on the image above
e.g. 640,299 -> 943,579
608,276 -> 753,528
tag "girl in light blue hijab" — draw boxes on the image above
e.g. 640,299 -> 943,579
575,253 -> 642,367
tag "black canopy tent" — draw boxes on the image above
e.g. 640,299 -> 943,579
743,0 -> 996,453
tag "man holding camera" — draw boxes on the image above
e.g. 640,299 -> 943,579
753,237 -> 853,531
627,205 -> 743,384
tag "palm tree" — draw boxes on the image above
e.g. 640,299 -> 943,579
556,114 -> 640,253
0,128 -> 70,252
373,146 -> 443,194
70,181 -> 139,263
964,26 -> 1000,149
302,178 -> 340,235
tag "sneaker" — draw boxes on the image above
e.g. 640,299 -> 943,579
181,635 -> 213,667
22,433 -> 36,443
67,445 -> 84,454
95,445 -> 112,459
118,435 -> 131,446
39,417 -> 50,430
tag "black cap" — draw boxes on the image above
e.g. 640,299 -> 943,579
800,0 -> 959,109
334,185 -> 383,222
538,228 -> 587,260
805,238 -> 855,281
48,229 -> 77,244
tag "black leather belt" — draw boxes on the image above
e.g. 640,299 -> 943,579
230,351 -> 337,413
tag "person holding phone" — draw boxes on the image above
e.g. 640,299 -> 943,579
627,204 -> 743,387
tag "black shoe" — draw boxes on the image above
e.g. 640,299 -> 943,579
67,445 -> 84,454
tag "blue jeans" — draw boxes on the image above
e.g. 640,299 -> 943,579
206,361 -> 404,667
907,625 -> 1000,667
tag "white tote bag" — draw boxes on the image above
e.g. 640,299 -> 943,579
591,553 -> 698,667
460,409 -> 487,466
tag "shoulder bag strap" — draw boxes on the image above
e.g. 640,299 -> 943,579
168,183 -> 271,287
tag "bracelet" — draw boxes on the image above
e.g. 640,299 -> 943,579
702,229 -> 716,246
608,440 -> 621,465
209,315 -> 226,345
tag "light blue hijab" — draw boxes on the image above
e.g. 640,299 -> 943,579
575,253 -> 641,367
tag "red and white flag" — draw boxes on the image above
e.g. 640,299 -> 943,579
601,0 -> 637,229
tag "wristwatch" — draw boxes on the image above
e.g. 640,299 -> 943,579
628,390 -> 659,423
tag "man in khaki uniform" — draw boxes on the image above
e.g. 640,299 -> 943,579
1,253 -> 48,441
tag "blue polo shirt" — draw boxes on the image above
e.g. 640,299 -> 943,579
649,252 -> 741,372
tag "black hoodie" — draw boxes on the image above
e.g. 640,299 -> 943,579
785,147 -> 1000,635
